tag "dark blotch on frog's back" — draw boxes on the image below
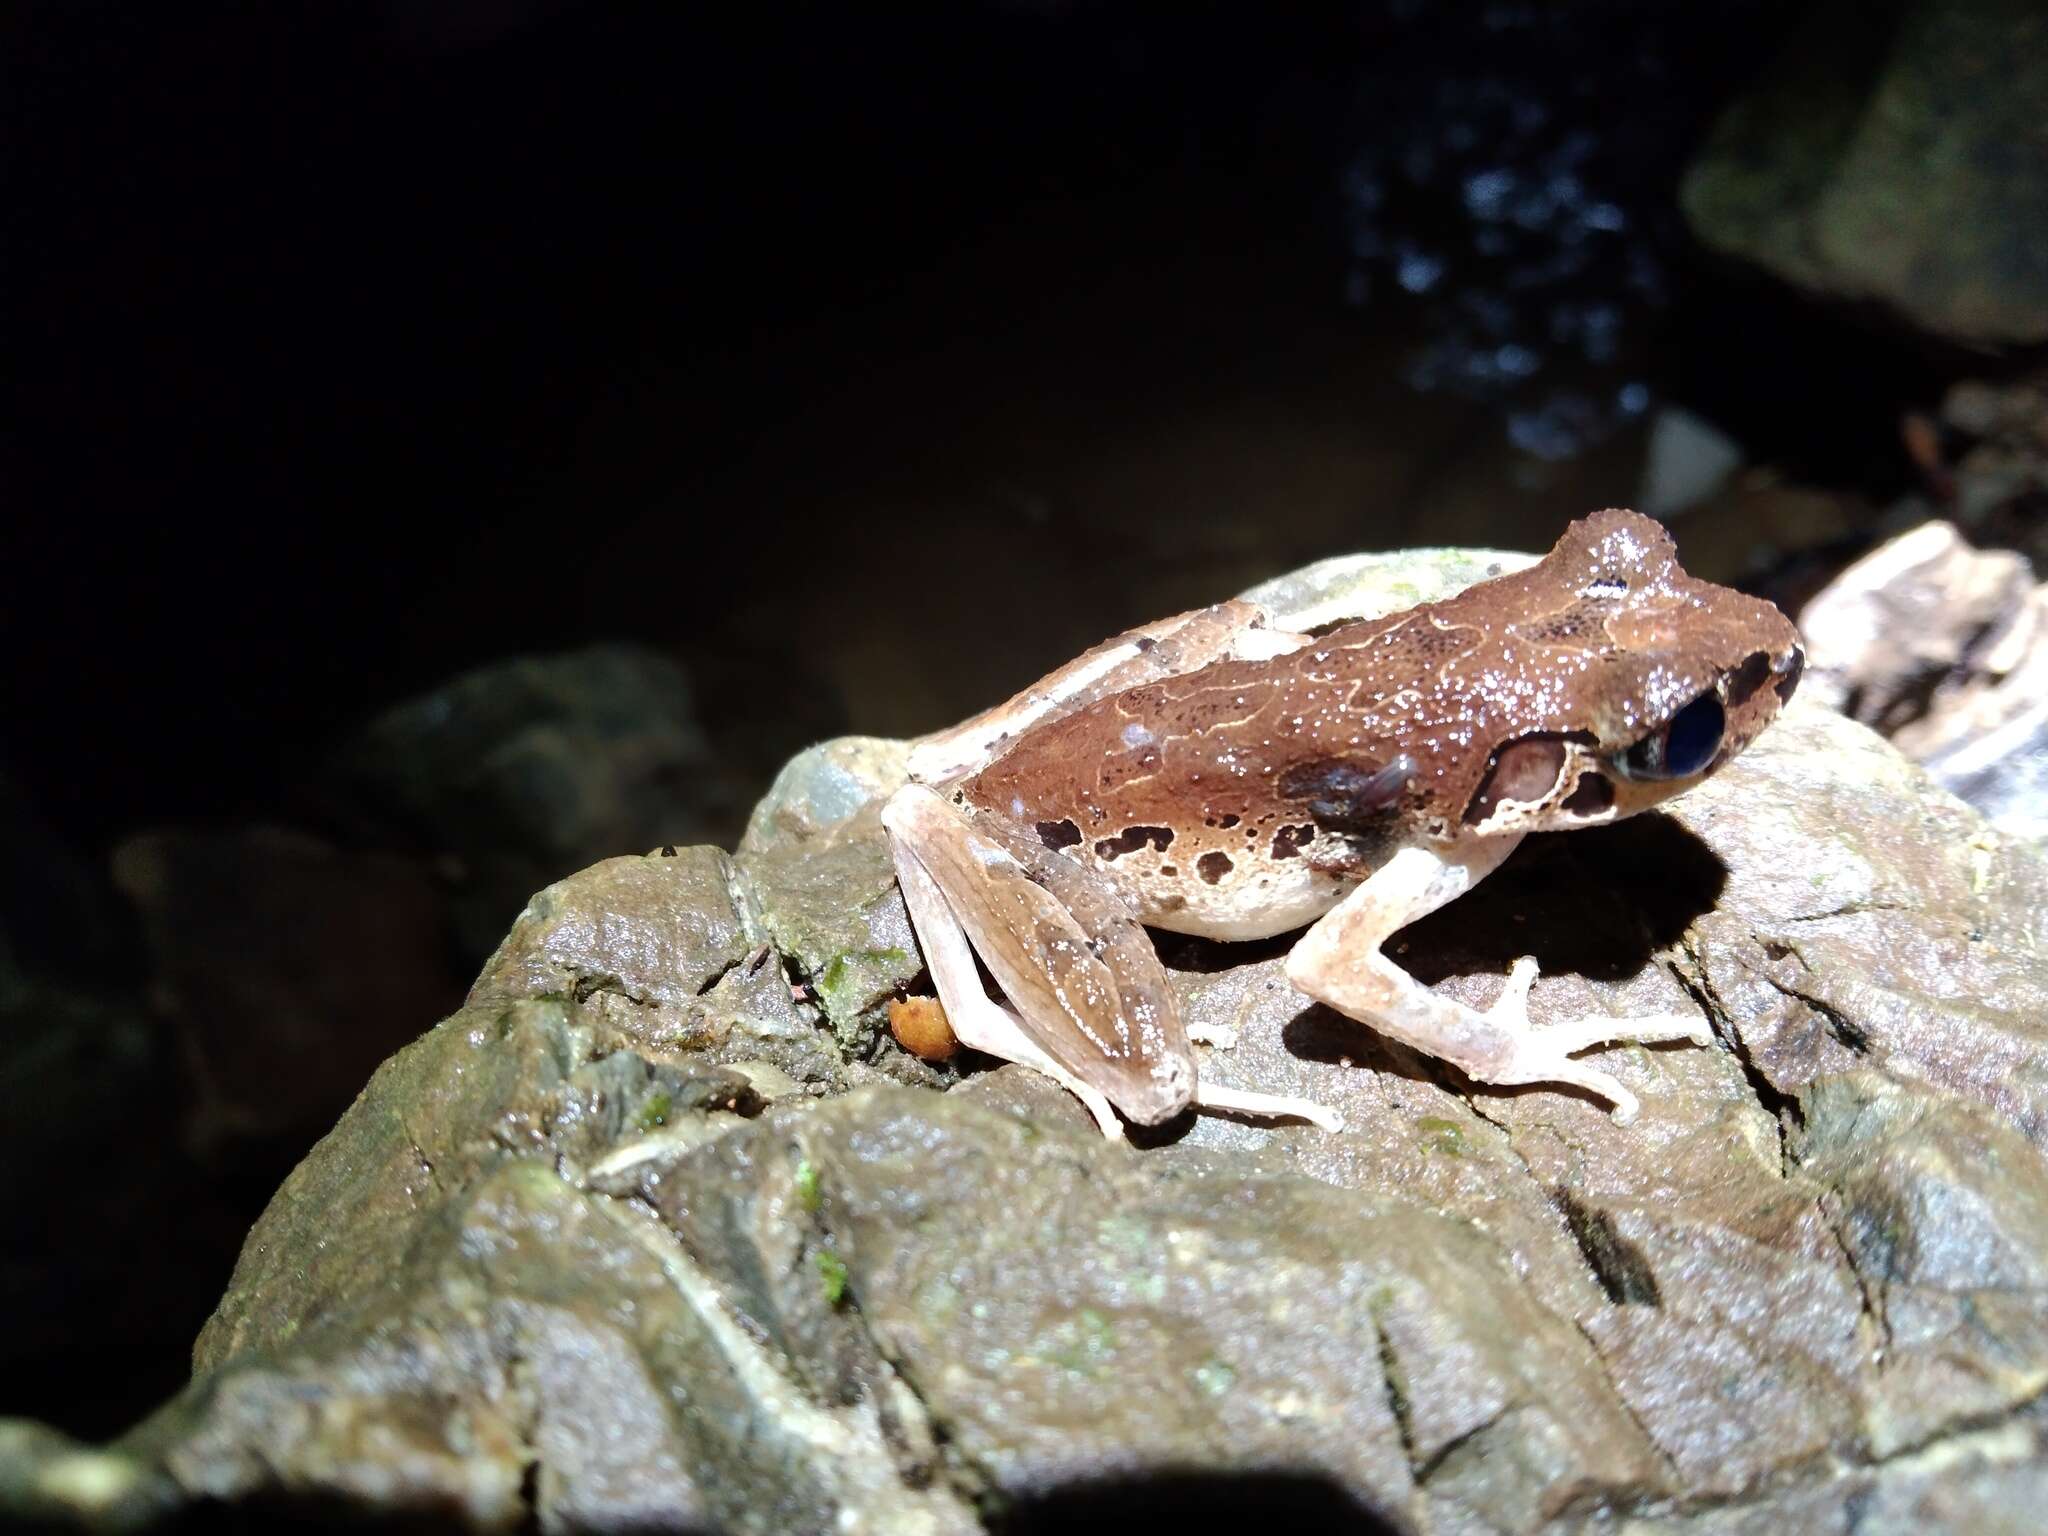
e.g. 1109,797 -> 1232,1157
1271,823 -> 1316,859
1036,818 -> 1083,852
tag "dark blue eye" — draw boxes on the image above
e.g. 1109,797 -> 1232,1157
1620,692 -> 1725,781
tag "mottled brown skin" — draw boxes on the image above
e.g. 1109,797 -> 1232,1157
959,510 -> 1802,934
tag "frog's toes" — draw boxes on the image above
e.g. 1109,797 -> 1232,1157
1490,1041 -> 1640,1122
1485,954 -> 1542,1023
1478,957 -> 1716,1121
1194,1079 -> 1346,1132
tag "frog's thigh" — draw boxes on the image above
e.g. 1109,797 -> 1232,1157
884,790 -> 1126,1139
1285,840 -> 1711,1122
884,785 -> 1343,1135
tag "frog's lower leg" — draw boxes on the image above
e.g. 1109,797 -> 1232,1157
884,783 -> 1343,1136
1286,841 -> 1712,1123
889,830 -> 1126,1139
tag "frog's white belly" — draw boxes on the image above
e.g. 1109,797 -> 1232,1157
1089,849 -> 1359,941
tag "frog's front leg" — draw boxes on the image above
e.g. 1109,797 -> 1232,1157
1285,841 -> 1713,1123
883,785 -> 1343,1137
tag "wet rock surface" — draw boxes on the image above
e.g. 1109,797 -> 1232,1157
7,551 -> 2048,1533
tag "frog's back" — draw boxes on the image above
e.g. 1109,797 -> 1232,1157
955,640 -> 1411,939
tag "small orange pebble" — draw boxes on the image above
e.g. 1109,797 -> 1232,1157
888,995 -> 958,1062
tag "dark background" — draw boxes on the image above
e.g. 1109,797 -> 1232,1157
3,0 -> 1962,1441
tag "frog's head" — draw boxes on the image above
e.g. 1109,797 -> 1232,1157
1447,508 -> 1803,838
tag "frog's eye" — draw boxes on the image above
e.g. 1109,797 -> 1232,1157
1617,691 -> 1724,781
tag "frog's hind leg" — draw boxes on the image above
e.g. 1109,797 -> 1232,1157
887,809 -> 1126,1139
1286,841 -> 1713,1123
884,784 -> 1343,1136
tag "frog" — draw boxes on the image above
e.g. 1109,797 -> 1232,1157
881,508 -> 1804,1139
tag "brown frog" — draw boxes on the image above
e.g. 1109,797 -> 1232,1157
883,509 -> 1804,1137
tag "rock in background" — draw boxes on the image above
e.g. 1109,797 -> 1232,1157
324,643 -> 763,960
1681,0 -> 2048,347
1798,375 -> 2048,847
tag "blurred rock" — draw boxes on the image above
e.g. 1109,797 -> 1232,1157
1934,372 -> 2048,569
1666,474 -> 1866,594
111,825 -> 465,1151
328,643 -> 754,959
1801,520 -> 2048,844
0,774 -> 251,1439
1639,405 -> 1744,519
1682,0 -> 2048,346
9,545 -> 2048,1532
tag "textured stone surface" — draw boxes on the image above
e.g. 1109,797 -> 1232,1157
1801,516 -> 2048,849
470,845 -> 750,1009
8,545 -> 2048,1534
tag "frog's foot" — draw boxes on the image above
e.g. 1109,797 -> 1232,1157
1478,956 -> 1715,1124
1194,1079 -> 1344,1132
1287,843 -> 1715,1126
1186,1026 -> 1346,1128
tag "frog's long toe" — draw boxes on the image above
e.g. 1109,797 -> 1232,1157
1481,956 -> 1715,1121
1193,1079 -> 1346,1132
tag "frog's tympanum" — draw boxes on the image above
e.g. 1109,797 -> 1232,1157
883,510 -> 1804,1137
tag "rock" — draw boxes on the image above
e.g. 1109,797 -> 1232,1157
327,643 -> 754,958
110,824 -> 466,1150
1681,0 -> 2048,346
471,845 -> 750,1010
10,542 -> 2048,1532
1660,475 -> 1866,591
1638,406 -> 1745,520
1801,520 -> 2048,846
0,944 -> 221,1443
731,737 -> 931,1061
1935,372 -> 2048,572
467,846 -> 862,1094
